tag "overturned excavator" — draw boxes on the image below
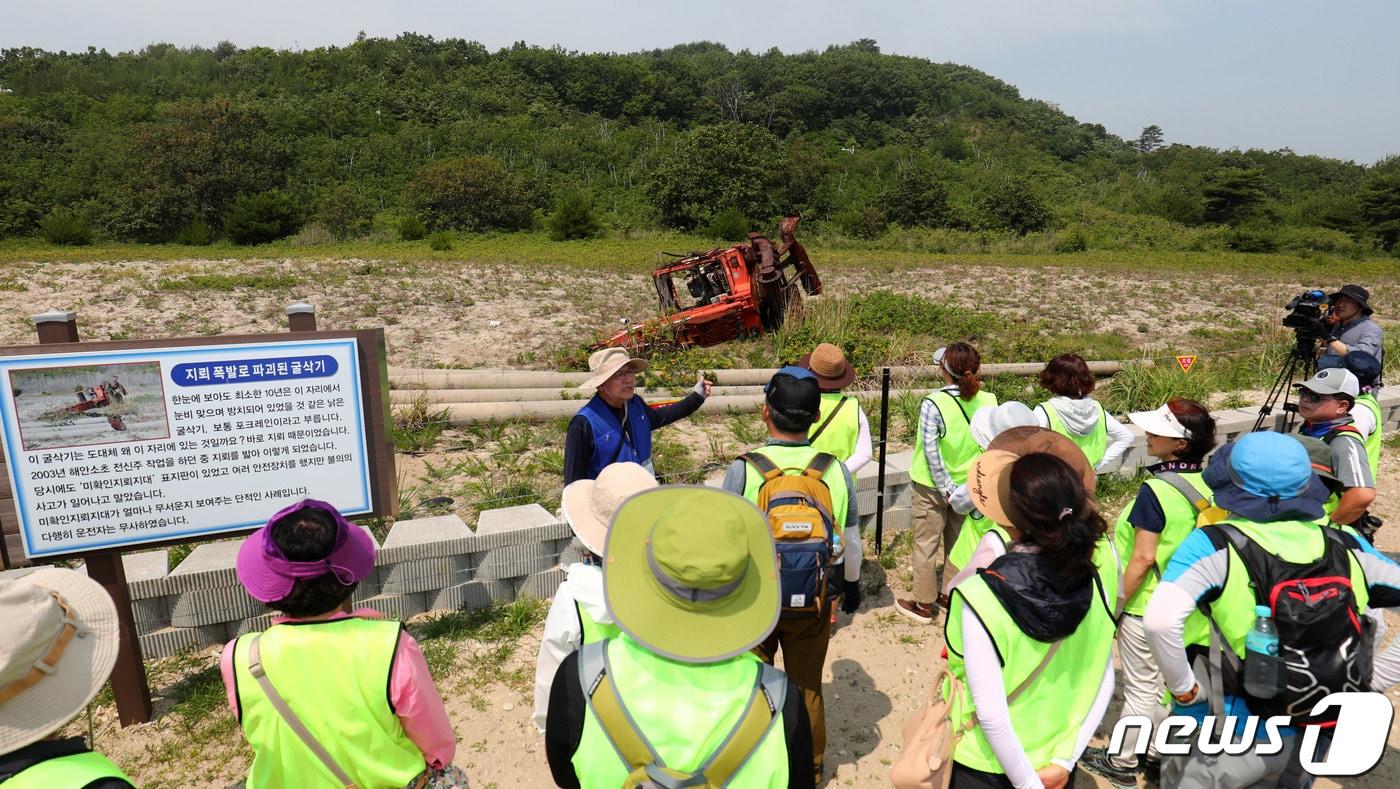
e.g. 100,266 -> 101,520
601,214 -> 823,351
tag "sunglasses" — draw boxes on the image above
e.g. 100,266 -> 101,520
1297,390 -> 1337,404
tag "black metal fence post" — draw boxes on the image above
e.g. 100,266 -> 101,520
874,367 -> 890,554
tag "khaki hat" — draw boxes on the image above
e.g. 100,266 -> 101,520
580,347 -> 648,391
0,568 -> 119,753
604,486 -> 779,663
798,343 -> 856,390
560,462 -> 659,555
968,426 -> 1096,528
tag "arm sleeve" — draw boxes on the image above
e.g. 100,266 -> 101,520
533,585 -> 582,734
1054,655 -> 1115,770
721,458 -> 748,495
919,399 -> 955,496
783,677 -> 817,788
838,462 -> 861,582
1352,406 -> 1377,443
390,631 -> 457,769
944,531 -> 1007,596
948,483 -> 974,515
1099,414 -> 1135,473
1145,529 -> 1230,694
962,613 -> 1043,789
545,651 -> 586,789
1348,322 -> 1384,359
844,406 -> 874,475
646,392 -> 705,430
562,416 -> 592,485
1034,404 -> 1051,428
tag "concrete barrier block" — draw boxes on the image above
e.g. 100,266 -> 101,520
474,541 -> 556,581
557,538 -> 584,568
357,592 -> 428,621
139,625 -> 225,659
380,555 -> 475,595
517,567 -> 566,600
230,612 -> 277,638
476,503 -> 557,536
382,515 -> 473,553
131,596 -> 170,636
165,540 -> 242,593
859,506 -> 912,535
428,579 -> 515,611
119,550 -> 169,599
169,584 -> 261,628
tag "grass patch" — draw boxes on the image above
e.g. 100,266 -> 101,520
156,272 -> 300,291
409,598 -> 549,701
393,397 -> 450,454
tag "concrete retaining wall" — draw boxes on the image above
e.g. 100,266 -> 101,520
8,389 -> 1396,660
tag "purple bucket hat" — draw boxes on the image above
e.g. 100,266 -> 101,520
235,499 -> 375,603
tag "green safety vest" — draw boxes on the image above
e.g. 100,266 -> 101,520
1358,393 -> 1382,479
1189,520 -> 1370,659
232,618 -> 424,789
808,393 -> 862,462
1040,400 -> 1109,469
577,599 -> 622,644
944,557 -> 1117,774
2,750 -> 133,788
572,636 -> 790,787
1113,472 -> 1213,617
947,511 -> 1007,574
741,443 -> 851,529
910,390 -> 998,488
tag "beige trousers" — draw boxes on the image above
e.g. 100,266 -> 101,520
910,481 -> 960,604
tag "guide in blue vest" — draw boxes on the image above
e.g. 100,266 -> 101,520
0,568 -> 136,788
563,347 -> 711,484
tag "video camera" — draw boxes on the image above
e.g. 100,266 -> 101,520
1282,289 -> 1333,350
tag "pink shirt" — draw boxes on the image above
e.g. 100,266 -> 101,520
219,608 -> 456,769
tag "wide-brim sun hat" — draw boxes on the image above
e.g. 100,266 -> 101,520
560,462 -> 659,555
236,499 -> 377,603
0,568 -> 119,753
971,401 -> 1038,450
1205,433 -> 1327,521
968,426 -> 1097,528
1128,404 -> 1194,439
604,486 -> 779,663
1330,284 -> 1373,315
798,342 -> 856,390
580,347 -> 649,391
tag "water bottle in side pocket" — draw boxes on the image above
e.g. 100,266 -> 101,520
1244,604 -> 1283,699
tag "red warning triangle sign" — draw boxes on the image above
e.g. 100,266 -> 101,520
1175,355 -> 1198,374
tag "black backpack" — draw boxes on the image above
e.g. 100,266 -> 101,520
1196,523 -> 1374,726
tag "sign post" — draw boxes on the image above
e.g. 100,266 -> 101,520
1,305 -> 394,726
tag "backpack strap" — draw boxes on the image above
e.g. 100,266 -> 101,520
1322,424 -> 1363,445
741,452 -> 784,482
809,396 -> 850,442
802,452 -> 837,480
696,663 -> 788,786
1153,471 -> 1210,514
578,641 -> 663,775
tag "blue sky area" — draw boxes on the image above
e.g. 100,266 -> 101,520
2,1 -> 1396,164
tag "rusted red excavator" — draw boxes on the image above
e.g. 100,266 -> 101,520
600,214 -> 823,351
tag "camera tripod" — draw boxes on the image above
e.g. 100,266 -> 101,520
1252,337 -> 1318,433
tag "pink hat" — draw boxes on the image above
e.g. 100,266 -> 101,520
235,499 -> 376,603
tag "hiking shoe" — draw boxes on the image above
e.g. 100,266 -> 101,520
1142,755 -> 1161,786
1079,746 -> 1138,788
895,598 -> 934,624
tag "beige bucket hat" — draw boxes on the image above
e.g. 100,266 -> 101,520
580,347 -> 648,391
0,568 -> 119,753
560,462 -> 659,554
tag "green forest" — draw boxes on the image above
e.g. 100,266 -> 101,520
2,34 -> 1398,255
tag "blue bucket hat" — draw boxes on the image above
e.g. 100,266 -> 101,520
1204,432 -> 1328,522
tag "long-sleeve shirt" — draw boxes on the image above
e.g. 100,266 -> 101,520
722,438 -> 862,581
219,608 -> 456,770
1334,315 -> 1384,366
961,608 -> 1115,789
562,388 -> 706,484
920,386 -> 975,512
1144,524 -> 1400,733
844,405 -> 874,475
1033,397 -> 1135,473
532,563 -> 614,734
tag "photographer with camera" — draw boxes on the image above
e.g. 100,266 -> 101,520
1321,284 -> 1383,372
1294,368 -> 1376,528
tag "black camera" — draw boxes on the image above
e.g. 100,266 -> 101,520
1282,289 -> 1332,348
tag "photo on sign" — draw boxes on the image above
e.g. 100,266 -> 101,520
9,361 -> 170,450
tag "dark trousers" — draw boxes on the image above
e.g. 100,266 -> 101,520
754,605 -> 831,776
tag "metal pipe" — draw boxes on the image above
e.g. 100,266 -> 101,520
389,385 -> 766,405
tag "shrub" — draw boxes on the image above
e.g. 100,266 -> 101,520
835,206 -> 887,239
39,207 -> 93,246
706,208 -> 751,241
314,184 -> 376,240
1053,225 -> 1089,253
428,231 -> 454,251
1225,225 -> 1279,253
224,191 -> 301,245
397,215 -> 427,241
979,180 -> 1049,235
548,191 -> 602,241
650,123 -> 786,230
404,155 -> 533,232
881,169 -> 950,228
174,219 -> 215,245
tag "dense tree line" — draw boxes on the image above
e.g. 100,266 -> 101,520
0,34 -> 1397,252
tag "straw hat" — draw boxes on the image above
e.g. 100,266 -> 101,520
604,487 -> 779,663
798,343 -> 856,390
0,568 -> 119,753
967,426 -> 1096,528
580,348 -> 648,391
560,462 -> 659,555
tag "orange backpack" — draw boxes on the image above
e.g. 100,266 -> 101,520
741,451 -> 839,617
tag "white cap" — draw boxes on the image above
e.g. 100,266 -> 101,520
1293,368 -> 1359,399
971,402 -> 1038,449
1128,404 -> 1193,440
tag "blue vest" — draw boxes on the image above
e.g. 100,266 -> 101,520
578,394 -> 653,479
